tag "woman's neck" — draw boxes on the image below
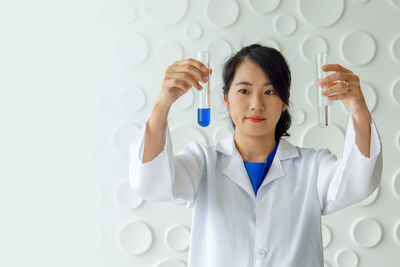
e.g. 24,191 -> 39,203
234,133 -> 276,162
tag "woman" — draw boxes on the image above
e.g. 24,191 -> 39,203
129,44 -> 382,267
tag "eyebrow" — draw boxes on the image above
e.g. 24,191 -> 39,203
234,81 -> 272,87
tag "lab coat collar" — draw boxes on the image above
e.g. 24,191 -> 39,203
215,133 -> 299,160
215,133 -> 299,199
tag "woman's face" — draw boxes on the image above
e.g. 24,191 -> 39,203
222,58 -> 287,139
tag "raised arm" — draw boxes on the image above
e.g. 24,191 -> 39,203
142,100 -> 171,163
352,108 -> 371,158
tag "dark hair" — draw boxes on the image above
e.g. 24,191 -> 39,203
222,43 -> 292,141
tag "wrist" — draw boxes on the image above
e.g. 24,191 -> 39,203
154,98 -> 171,114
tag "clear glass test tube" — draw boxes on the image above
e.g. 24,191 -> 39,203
196,51 -> 210,127
315,53 -> 330,128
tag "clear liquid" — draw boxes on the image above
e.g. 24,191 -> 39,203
318,105 -> 329,128
197,108 -> 210,127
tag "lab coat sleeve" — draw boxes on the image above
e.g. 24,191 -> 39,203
316,114 -> 383,216
128,113 -> 204,207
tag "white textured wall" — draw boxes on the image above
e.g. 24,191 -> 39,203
1,0 -> 400,267
95,0 -> 400,266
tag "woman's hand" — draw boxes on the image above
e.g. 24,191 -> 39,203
156,58 -> 212,107
315,64 -> 369,115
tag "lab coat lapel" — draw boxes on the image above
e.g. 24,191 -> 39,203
216,134 -> 299,199
260,138 -> 298,190
223,149 -> 255,198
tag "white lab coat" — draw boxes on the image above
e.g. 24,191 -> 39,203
129,113 -> 382,267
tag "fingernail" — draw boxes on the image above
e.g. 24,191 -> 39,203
202,66 -> 207,71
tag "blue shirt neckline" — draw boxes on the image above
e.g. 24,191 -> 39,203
243,140 -> 280,196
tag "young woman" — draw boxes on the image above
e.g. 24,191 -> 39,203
129,44 -> 382,267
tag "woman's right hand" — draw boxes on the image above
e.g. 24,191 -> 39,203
156,58 -> 212,107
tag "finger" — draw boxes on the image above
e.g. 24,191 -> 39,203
165,77 -> 195,92
173,63 -> 209,83
326,90 -> 348,101
321,63 -> 353,74
317,72 -> 353,87
167,72 -> 202,90
176,58 -> 210,75
321,81 -> 350,96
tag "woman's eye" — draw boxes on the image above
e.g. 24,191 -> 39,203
238,89 -> 275,94
265,90 -> 275,95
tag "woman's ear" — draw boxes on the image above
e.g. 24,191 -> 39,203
222,89 -> 229,109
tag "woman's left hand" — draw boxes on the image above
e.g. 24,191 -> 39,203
315,64 -> 369,115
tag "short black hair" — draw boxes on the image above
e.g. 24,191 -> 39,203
222,43 -> 292,141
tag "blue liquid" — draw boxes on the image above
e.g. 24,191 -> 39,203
197,108 -> 210,127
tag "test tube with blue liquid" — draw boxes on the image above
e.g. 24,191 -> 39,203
197,51 -> 210,127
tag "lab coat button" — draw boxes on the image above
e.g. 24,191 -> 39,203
256,249 -> 266,259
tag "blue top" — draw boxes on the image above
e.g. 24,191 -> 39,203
243,140 -> 279,197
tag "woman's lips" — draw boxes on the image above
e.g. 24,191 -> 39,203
246,117 -> 265,122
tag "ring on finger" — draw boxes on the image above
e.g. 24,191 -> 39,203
345,81 -> 350,91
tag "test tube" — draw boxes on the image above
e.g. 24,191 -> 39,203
315,53 -> 330,128
196,51 -> 210,127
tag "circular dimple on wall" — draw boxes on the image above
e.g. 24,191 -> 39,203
185,23 -> 202,40
394,220 -> 400,244
301,35 -> 329,62
119,85 -> 147,113
154,259 -> 187,267
165,224 -> 191,251
157,41 -> 184,68
352,0 -> 369,4
115,181 -> 144,210
396,131 -> 400,150
213,126 -> 234,144
119,221 -> 153,255
302,123 -> 345,157
116,32 -> 149,66
391,77 -> 400,104
112,123 -> 141,159
306,80 -> 328,106
273,14 -> 297,36
206,0 -> 239,28
351,218 -> 383,247
248,0 -> 281,14
292,108 -> 306,126
205,39 -> 233,68
340,31 -> 376,66
119,4 -> 137,24
335,249 -> 359,267
322,224 -> 332,248
389,0 -> 400,8
357,186 -> 380,207
171,88 -> 195,111
392,170 -> 400,198
213,83 -> 230,120
298,0 -> 344,28
340,81 -> 377,113
171,125 -> 207,153
144,0 -> 188,25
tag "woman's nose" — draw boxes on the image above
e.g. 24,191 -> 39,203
250,97 -> 264,110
